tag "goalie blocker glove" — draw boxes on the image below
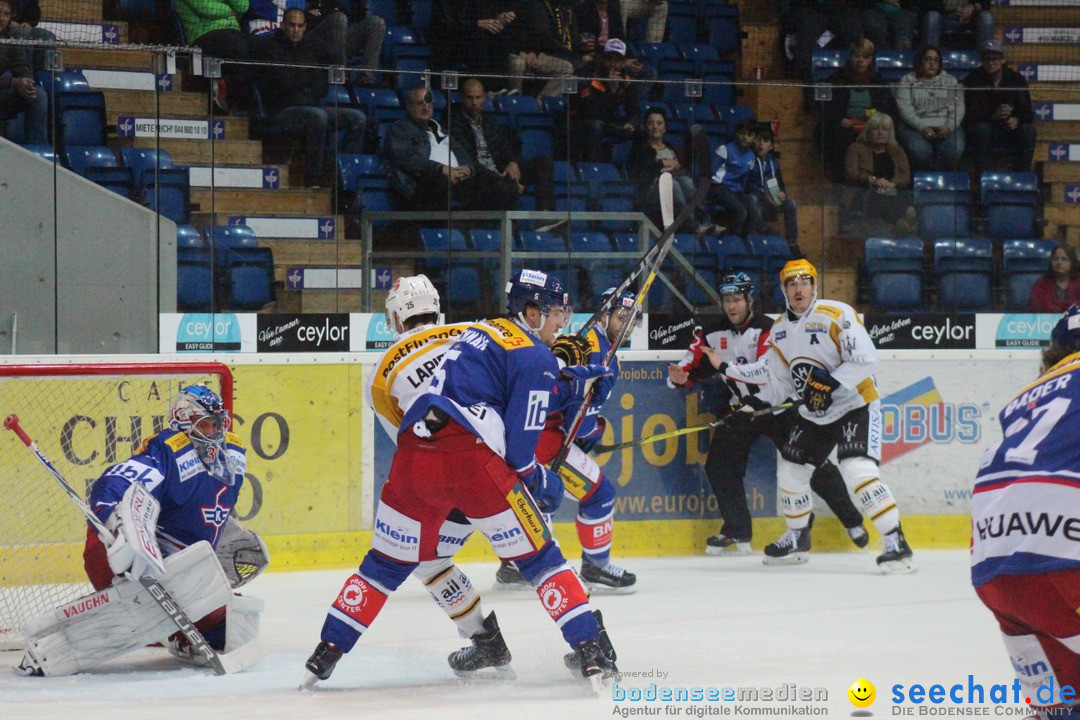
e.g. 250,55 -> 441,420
803,367 -> 839,413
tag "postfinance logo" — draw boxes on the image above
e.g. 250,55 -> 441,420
848,678 -> 876,709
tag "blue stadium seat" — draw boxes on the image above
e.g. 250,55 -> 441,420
419,227 -> 469,269
864,236 -> 925,308
812,50 -> 849,82
66,145 -> 117,177
227,247 -> 275,310
577,162 -> 623,197
446,266 -> 482,307
177,246 -> 213,311
943,50 -> 981,81
981,172 -> 1039,240
716,105 -> 755,138
569,232 -> 613,253
687,267 -> 719,307
381,25 -> 416,63
55,91 -> 107,147
205,224 -> 258,266
599,196 -> 636,233
352,87 -> 403,122
121,147 -> 175,188
36,69 -> 89,95
702,234 -> 747,270
875,50 -> 915,82
746,234 -> 791,273
553,161 -> 587,198
518,231 -> 567,252
667,4 -> 700,45
705,5 -> 740,54
410,0 -> 432,31
85,167 -> 134,199
1002,238 -> 1055,310
519,128 -> 554,162
914,172 -> 972,239
610,232 -> 642,254
677,43 -> 720,74
143,167 -> 190,224
637,42 -> 680,65
24,144 -> 57,163
934,238 -> 993,308
369,0 -> 398,25
177,224 -> 203,247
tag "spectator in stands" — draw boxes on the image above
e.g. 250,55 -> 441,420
8,0 -> 56,77
177,0 -> 252,112
700,117 -> 758,237
303,0 -> 385,86
448,77 -> 554,210
626,108 -> 702,230
918,0 -> 992,51
962,40 -> 1035,175
505,0 -> 579,98
429,0 -> 517,80
862,0 -> 916,51
250,7 -> 367,188
894,45 -> 964,171
385,82 -> 512,211
566,49 -> 638,162
619,0 -> 666,43
842,111 -> 916,236
821,38 -> 898,181
1028,245 -> 1080,314
779,0 -> 867,82
0,0 -> 47,145
744,124 -> 803,258
588,37 -> 657,107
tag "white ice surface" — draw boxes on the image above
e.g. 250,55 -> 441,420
0,551 -> 1031,719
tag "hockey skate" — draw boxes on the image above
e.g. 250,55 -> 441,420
580,560 -> 637,594
447,611 -> 515,680
877,524 -> 915,574
15,651 -> 43,677
167,633 -> 212,667
299,640 -> 343,690
705,532 -> 752,556
762,513 -> 813,565
846,523 -> 870,548
492,561 -> 531,591
573,638 -> 619,692
564,609 -> 616,671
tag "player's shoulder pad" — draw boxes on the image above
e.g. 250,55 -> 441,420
163,431 -> 192,453
813,302 -> 845,322
225,431 -> 244,449
480,317 -> 536,349
586,326 -> 603,353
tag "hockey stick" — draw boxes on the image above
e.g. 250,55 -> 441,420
659,172 -> 675,231
550,180 -> 713,473
3,413 -> 229,676
590,401 -> 801,454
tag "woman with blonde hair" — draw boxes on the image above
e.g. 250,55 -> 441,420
843,111 -> 917,235
822,38 -> 897,181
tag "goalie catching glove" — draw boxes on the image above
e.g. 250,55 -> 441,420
519,463 -> 563,513
803,367 -> 840,413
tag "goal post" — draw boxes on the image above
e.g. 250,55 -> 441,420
0,362 -> 233,650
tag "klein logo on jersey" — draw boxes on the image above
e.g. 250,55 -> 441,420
375,519 -> 419,545
489,526 -> 523,543
519,269 -> 548,287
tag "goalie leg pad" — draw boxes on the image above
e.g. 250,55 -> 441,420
225,594 -> 264,652
215,516 -> 270,589
20,541 -> 231,676
840,456 -> 899,535
777,459 -> 813,527
416,558 -> 484,639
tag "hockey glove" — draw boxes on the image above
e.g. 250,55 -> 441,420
575,416 -> 607,453
590,365 -> 616,408
803,367 -> 839,413
552,334 -> 592,368
105,482 -> 166,580
520,464 -> 564,513
559,363 -> 612,401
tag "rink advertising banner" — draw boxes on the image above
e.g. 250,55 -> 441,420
863,312 -> 976,350
255,314 -> 350,352
159,313 -> 257,353
646,312 -> 702,351
976,313 -> 1059,348
226,364 -> 363,535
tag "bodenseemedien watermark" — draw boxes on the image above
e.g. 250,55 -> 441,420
611,681 -> 829,716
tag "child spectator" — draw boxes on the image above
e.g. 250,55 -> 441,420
744,124 -> 802,258
699,118 -> 757,237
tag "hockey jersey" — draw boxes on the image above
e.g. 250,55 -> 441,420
366,322 -> 471,441
723,299 -> 880,425
669,313 -> 772,392
971,351 -> 1080,587
555,324 -> 620,444
402,317 -> 563,475
88,430 -> 247,554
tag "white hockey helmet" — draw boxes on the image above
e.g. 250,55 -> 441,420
386,274 -> 441,333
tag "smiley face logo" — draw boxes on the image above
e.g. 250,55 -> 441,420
848,678 -> 876,708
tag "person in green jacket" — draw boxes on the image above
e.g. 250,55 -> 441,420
177,0 -> 251,112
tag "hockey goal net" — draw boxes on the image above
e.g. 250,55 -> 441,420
0,362 -> 233,651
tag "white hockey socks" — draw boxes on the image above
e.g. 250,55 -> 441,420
416,558 -> 485,639
841,457 -> 900,534
20,541 -> 231,676
777,459 -> 813,529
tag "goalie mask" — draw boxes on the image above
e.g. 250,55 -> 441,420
169,385 -> 235,483
386,274 -> 440,334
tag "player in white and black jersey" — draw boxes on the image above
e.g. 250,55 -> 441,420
667,272 -> 867,556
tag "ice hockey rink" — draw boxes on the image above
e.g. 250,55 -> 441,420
0,549 -> 1036,719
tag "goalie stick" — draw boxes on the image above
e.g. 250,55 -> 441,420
3,413 -> 232,676
550,179 -> 712,473
590,401 -> 801,454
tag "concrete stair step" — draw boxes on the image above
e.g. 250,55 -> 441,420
1002,45 -> 1080,64
1043,202 -> 1080,228
1048,182 -> 1080,203
1043,163 -> 1080,182
1031,84 -> 1080,102
190,187 -> 333,214
261,238 -> 361,267
111,137 -> 264,165
274,288 -> 363,313
63,48 -> 165,72
992,7 -> 1080,26
1035,121 -> 1080,140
